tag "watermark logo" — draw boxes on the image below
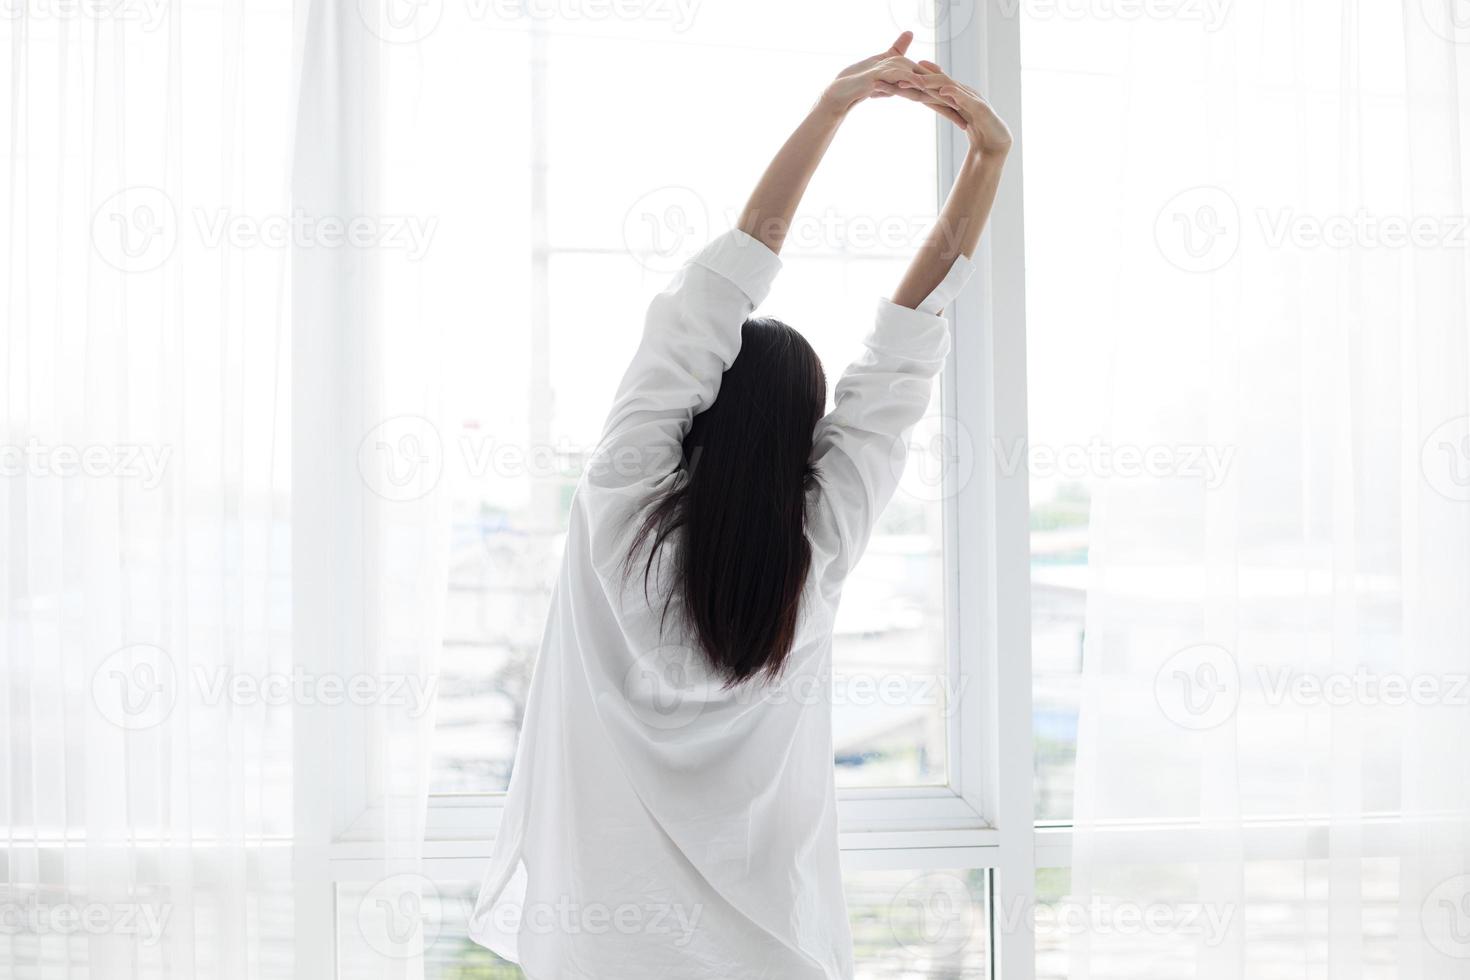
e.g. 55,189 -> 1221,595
1256,209 -> 1470,250
622,645 -> 712,731
1159,187 -> 1470,270
0,440 -> 172,488
0,0 -> 169,29
1421,415 -> 1470,502
1421,873 -> 1470,959
623,186 -> 709,274
770,671 -> 969,716
898,415 -> 976,503
998,894 -> 1237,945
993,436 -> 1236,488
998,0 -> 1231,29
500,0 -> 699,29
91,649 -> 439,729
620,652 -> 968,733
358,415 -> 444,502
897,429 -> 1240,498
358,0 -> 443,43
357,0 -> 699,42
91,644 -> 178,731
359,873 -> 442,959
1154,643 -> 1239,729
192,208 -> 436,258
888,872 -> 978,958
0,891 -> 172,945
888,0 -> 973,41
1421,0 -> 1470,45
92,186 -> 437,272
92,186 -> 179,274
192,665 -> 439,717
719,206 -> 949,256
1257,666 -> 1470,708
483,896 -> 704,944
356,427 -> 681,498
1155,186 -> 1240,273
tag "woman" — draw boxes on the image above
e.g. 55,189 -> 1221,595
469,32 -> 1012,979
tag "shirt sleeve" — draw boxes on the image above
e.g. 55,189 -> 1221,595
807,255 -> 976,584
579,230 -> 783,554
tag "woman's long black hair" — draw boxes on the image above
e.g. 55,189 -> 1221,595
626,316 -> 827,685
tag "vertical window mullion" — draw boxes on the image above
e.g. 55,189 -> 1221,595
941,0 -> 1039,976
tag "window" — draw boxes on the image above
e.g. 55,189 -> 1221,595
396,1 -> 1025,830
1020,4 -> 1104,829
422,9 -> 955,797
12,0 -> 1449,976
334,1 -> 1039,976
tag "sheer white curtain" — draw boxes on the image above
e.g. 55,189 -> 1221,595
1068,2 -> 1470,977
1,2 -> 446,977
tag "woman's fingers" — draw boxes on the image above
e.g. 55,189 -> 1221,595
875,64 -> 924,85
877,58 -> 1012,151
926,101 -> 966,127
834,41 -> 996,133
878,79 -> 938,100
909,62 -> 976,124
915,69 -> 979,99
912,74 -> 984,112
875,80 -> 967,127
843,32 -> 916,78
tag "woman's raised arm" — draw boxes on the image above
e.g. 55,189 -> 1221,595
806,63 -> 1013,584
580,36 -> 927,554
737,32 -> 926,254
887,63 -> 1012,310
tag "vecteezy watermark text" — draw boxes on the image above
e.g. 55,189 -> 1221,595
993,436 -> 1236,488
0,440 -> 171,489
1157,185 -> 1470,272
92,644 -> 439,731
91,186 -> 438,273
0,892 -> 172,945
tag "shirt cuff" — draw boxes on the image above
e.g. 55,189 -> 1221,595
688,229 -> 784,308
869,300 -> 952,362
867,254 -> 976,360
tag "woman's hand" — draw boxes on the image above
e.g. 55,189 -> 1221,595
886,64 -> 1011,308
741,33 -> 923,253
908,62 -> 1013,155
819,31 -> 927,115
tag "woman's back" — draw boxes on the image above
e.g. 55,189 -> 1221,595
467,228 -> 972,979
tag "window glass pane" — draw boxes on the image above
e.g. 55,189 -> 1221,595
397,2 -> 954,795
1020,7 -> 1127,825
847,868 -> 990,977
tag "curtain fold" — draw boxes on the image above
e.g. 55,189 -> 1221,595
1,2 -> 447,976
1069,2 -> 1470,977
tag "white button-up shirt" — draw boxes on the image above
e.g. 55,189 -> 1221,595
469,229 -> 974,979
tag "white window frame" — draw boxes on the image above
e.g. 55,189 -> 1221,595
285,6 -> 1463,977
303,2 -> 1039,977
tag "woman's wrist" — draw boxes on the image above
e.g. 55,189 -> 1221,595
963,142 -> 1010,170
813,89 -> 854,124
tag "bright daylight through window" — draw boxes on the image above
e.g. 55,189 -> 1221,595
425,8 -> 955,797
5,0 -> 1469,976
